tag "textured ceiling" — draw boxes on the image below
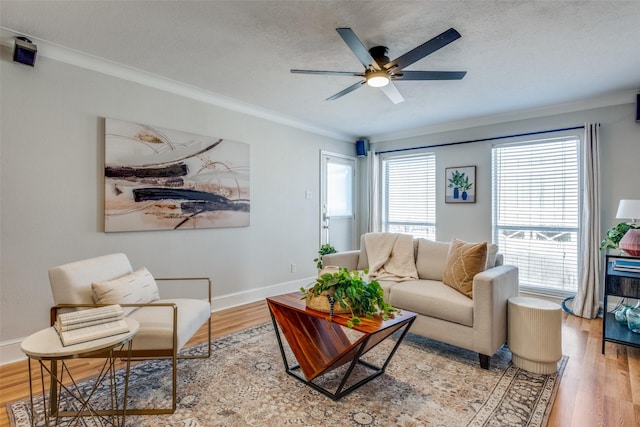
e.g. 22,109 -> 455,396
2,1 -> 640,141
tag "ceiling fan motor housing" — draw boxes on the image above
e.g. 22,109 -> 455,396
368,46 -> 390,66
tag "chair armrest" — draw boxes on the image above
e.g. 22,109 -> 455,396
155,277 -> 212,304
471,265 -> 519,355
322,251 -> 360,271
50,302 -> 178,327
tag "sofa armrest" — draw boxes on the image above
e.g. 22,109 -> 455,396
471,265 -> 519,355
322,250 -> 360,271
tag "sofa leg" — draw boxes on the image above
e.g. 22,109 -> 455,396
479,354 -> 490,370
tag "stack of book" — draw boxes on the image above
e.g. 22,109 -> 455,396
54,304 -> 130,346
613,258 -> 640,273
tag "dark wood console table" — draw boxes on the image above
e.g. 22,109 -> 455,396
602,253 -> 640,354
267,291 -> 416,400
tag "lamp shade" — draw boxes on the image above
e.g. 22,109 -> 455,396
616,199 -> 640,222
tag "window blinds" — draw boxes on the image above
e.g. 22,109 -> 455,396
382,153 -> 436,239
492,137 -> 580,293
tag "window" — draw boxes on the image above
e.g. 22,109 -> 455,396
492,137 -> 580,294
381,153 -> 436,239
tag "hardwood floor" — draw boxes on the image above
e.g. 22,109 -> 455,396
0,300 -> 638,426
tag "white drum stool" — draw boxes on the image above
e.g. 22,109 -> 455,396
508,297 -> 562,374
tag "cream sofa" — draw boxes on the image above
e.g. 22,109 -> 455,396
322,235 -> 519,369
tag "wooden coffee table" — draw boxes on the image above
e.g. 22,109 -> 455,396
267,291 -> 416,400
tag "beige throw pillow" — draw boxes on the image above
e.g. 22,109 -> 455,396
92,267 -> 160,315
442,239 -> 488,298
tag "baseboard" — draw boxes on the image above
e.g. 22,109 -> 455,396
0,276 -> 314,366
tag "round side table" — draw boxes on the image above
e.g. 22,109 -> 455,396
21,318 -> 139,427
508,297 -> 562,374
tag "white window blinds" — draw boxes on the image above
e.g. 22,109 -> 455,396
492,137 -> 580,293
382,153 -> 436,239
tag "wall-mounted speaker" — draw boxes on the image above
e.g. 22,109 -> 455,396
356,138 -> 369,157
13,37 -> 37,67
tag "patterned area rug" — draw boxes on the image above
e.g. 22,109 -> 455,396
8,322 -> 566,426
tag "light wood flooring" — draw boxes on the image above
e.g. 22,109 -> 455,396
1,300 -> 638,427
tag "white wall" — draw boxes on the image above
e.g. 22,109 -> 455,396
373,103 -> 640,243
372,102 -> 640,308
0,48 -> 353,363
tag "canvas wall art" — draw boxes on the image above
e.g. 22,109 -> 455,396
445,166 -> 476,203
104,119 -> 250,232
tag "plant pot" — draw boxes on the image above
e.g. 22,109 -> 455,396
305,288 -> 351,314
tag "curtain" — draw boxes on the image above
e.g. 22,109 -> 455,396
572,122 -> 601,318
367,149 -> 379,233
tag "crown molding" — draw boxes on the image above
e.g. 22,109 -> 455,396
371,89 -> 636,143
0,27 -> 351,142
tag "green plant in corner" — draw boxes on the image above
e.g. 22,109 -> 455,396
300,268 -> 399,328
600,222 -> 640,250
314,243 -> 337,269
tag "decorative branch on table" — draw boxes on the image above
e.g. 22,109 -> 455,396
301,268 -> 399,328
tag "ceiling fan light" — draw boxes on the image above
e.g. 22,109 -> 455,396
367,71 -> 389,87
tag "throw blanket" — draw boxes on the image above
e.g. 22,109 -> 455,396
364,233 -> 418,282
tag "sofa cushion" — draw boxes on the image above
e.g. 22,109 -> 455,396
92,267 -> 160,315
415,239 -> 450,281
389,280 -> 474,327
442,239 -> 488,298
486,243 -> 499,269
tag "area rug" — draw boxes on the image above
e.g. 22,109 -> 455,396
8,322 -> 566,426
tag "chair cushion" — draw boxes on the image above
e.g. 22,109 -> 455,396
389,280 -> 474,327
92,267 -> 160,315
127,298 -> 211,351
442,239 -> 488,298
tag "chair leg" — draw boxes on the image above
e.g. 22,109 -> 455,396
479,354 -> 490,370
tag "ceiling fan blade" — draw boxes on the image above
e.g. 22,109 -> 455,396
380,82 -> 404,104
395,70 -> 467,80
291,69 -> 365,77
326,80 -> 365,101
386,28 -> 462,71
336,28 -> 381,71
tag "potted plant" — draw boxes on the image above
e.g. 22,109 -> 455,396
313,243 -> 337,269
600,222 -> 640,251
301,267 -> 398,328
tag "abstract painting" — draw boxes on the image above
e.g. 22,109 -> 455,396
104,119 -> 250,232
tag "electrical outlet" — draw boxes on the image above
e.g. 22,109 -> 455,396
290,263 -> 296,273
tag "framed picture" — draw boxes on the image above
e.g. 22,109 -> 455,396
104,118 -> 250,232
445,166 -> 476,203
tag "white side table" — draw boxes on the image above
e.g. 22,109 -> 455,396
21,318 -> 139,427
508,297 -> 562,374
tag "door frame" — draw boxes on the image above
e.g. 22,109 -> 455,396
319,150 -> 358,251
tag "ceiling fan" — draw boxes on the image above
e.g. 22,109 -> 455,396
291,27 -> 466,104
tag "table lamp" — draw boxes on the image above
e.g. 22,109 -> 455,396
616,199 -> 640,256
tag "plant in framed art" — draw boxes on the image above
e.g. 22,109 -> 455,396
445,166 -> 476,203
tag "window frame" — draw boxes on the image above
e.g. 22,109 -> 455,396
491,134 -> 583,296
379,151 -> 437,240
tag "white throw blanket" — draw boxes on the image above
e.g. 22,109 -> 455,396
364,233 -> 418,282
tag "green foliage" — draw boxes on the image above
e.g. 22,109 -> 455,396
313,243 -> 337,269
600,222 -> 640,250
300,267 -> 398,327
447,170 -> 473,191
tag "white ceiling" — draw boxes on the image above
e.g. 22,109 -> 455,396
2,1 -> 640,142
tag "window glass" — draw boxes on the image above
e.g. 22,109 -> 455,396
382,153 -> 436,239
492,137 -> 580,293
